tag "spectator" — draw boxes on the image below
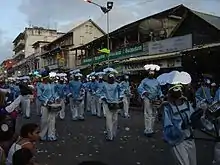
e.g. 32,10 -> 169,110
6,123 -> 40,165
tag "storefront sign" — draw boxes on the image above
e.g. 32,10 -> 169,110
148,34 -> 192,55
82,44 -> 143,65
124,57 -> 182,71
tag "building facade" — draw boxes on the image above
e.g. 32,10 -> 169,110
12,27 -> 64,76
40,19 -> 105,71
73,5 -> 220,79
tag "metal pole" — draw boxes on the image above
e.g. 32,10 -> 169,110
107,11 -> 110,68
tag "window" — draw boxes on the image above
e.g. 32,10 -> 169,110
85,25 -> 89,33
80,36 -> 84,45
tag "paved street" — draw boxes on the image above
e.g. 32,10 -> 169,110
17,106 -> 216,165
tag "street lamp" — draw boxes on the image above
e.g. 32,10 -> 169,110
84,0 -> 113,67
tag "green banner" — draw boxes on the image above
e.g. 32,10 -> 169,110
82,43 -> 143,65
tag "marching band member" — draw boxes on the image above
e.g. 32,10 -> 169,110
161,71 -> 196,165
69,72 -> 85,121
55,77 -> 68,120
99,68 -> 124,141
95,72 -> 106,118
195,79 -> 213,117
88,73 -> 98,116
19,77 -> 33,119
35,76 -> 42,116
120,74 -> 131,118
85,75 -> 92,112
137,64 -> 163,137
38,72 -> 60,141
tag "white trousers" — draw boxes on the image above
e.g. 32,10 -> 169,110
172,140 -> 197,165
21,95 -> 31,118
91,95 -> 97,115
35,98 -> 41,115
122,96 -> 130,117
70,98 -> 84,120
96,97 -> 105,117
59,99 -> 66,119
103,103 -> 119,140
86,92 -> 91,112
40,106 -> 57,139
143,98 -> 156,134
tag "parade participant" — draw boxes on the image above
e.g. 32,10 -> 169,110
85,75 -> 92,112
69,72 -> 85,121
95,72 -> 106,118
137,64 -> 163,136
161,71 -> 196,165
55,76 -> 68,120
34,77 -> 42,116
38,73 -> 60,141
195,79 -> 213,117
99,68 -> 124,141
88,73 -> 98,116
19,77 -> 33,119
211,82 -> 217,98
120,74 -> 131,118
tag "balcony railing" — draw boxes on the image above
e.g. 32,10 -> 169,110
13,49 -> 25,59
13,40 -> 25,51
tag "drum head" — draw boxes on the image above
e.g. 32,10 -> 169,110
48,103 -> 62,108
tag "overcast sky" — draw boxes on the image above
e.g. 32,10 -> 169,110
1,0 -> 220,63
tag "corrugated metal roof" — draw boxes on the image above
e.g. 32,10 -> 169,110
191,10 -> 220,30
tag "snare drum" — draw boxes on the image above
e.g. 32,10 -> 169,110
47,103 -> 62,112
208,101 -> 220,118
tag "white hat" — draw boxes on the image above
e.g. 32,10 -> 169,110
144,64 -> 160,71
103,67 -> 118,74
157,70 -> 191,85
75,73 -> 83,77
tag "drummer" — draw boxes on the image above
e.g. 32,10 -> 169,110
195,79 -> 213,117
161,71 -> 196,165
38,72 -> 59,141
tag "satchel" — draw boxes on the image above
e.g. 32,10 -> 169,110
107,102 -> 123,111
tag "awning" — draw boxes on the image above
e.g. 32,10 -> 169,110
121,51 -> 182,63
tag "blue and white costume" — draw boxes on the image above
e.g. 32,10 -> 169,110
55,82 -> 67,120
38,76 -> 59,141
120,75 -> 131,118
138,64 -> 163,135
88,75 -> 99,115
160,70 -> 196,165
36,81 -> 42,116
69,72 -> 85,120
95,72 -> 106,117
99,68 -> 124,140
